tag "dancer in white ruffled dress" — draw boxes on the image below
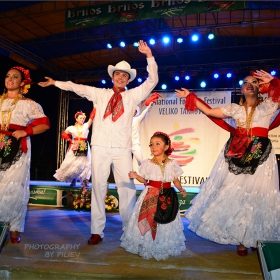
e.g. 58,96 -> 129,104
175,70 -> 280,256
54,109 -> 95,186
0,66 -> 50,243
121,131 -> 187,261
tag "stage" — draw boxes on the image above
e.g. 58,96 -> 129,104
0,206 -> 263,280
28,181 -> 199,212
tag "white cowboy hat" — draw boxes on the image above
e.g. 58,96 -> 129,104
107,60 -> 137,82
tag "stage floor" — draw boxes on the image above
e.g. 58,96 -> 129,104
0,206 -> 263,280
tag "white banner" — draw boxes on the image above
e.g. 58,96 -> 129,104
133,91 -> 232,187
269,112 -> 280,153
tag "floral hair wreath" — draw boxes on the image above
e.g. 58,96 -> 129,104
74,111 -> 86,119
152,131 -> 174,156
11,66 -> 33,94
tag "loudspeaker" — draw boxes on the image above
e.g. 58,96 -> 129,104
0,222 -> 9,252
258,240 -> 280,280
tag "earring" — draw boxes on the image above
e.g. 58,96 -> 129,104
239,97 -> 244,105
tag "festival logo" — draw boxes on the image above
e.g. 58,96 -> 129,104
168,126 -> 200,166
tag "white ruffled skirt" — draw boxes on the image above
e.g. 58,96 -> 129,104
0,141 -> 31,232
185,146 -> 280,248
120,186 -> 186,261
54,144 -> 91,182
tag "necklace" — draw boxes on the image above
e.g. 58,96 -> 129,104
0,93 -> 22,131
151,155 -> 168,194
237,99 -> 262,132
74,124 -> 83,141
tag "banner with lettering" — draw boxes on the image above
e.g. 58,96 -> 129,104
269,110 -> 280,153
133,91 -> 232,187
65,1 -> 245,29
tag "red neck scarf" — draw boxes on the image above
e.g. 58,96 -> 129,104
103,87 -> 125,122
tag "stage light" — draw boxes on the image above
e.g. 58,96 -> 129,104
161,84 -> 167,90
207,32 -> 215,40
177,37 -> 183,43
191,33 -> 199,42
133,42 -> 139,47
137,77 -> 142,83
200,81 -> 206,88
185,75 -> 190,81
107,43 -> 113,49
239,80 -> 243,86
213,73 -> 219,79
162,36 -> 170,44
226,73 -> 232,78
119,41 -> 126,47
271,70 -> 276,76
149,38 -> 156,45
174,76 -> 180,81
101,79 -> 106,84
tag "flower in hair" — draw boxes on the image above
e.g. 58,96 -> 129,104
22,84 -> 31,94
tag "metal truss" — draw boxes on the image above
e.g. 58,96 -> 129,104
0,35 -> 66,79
56,90 -> 70,168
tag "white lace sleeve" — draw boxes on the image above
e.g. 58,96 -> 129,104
258,98 -> 278,117
139,159 -> 151,180
220,103 -> 239,118
25,100 -> 47,121
172,160 -> 184,179
66,126 -> 75,134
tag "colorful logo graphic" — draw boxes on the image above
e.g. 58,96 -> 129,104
169,127 -> 200,166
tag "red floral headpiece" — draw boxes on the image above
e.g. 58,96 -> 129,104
11,66 -> 33,94
152,131 -> 174,156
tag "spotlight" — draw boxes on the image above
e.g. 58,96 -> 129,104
101,79 -> 106,84
119,41 -> 126,47
161,84 -> 167,90
133,42 -> 139,47
177,37 -> 183,43
137,77 -> 142,83
174,76 -> 180,81
271,70 -> 276,76
107,38 -> 114,49
207,31 -> 215,40
185,75 -> 190,81
239,80 -> 243,86
149,38 -> 156,45
200,81 -> 206,88
162,36 -> 170,44
191,33 -> 199,42
213,73 -> 219,79
226,73 -> 232,78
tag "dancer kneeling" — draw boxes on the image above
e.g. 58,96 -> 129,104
121,131 -> 187,261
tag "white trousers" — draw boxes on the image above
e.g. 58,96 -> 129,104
90,146 -> 136,238
131,144 -> 143,166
